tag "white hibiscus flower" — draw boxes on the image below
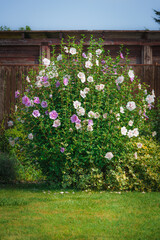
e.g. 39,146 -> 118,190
77,107 -> 85,116
70,47 -> 77,55
121,126 -> 127,135
126,101 -> 136,111
85,60 -> 93,69
73,101 -> 81,109
105,152 -> 114,160
87,76 -> 94,82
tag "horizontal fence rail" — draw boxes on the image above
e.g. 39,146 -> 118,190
0,64 -> 160,125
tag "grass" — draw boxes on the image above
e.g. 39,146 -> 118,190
0,184 -> 159,240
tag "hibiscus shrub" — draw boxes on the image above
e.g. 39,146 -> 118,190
6,36 -> 159,190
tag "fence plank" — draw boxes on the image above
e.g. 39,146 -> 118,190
4,67 -> 11,119
10,66 -> 16,114
155,65 -> 160,99
0,66 -> 5,122
132,65 -> 144,83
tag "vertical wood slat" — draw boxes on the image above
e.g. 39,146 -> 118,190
4,67 -> 11,119
0,66 -> 5,122
155,65 -> 160,99
16,66 -> 23,94
132,65 -> 144,84
144,65 -> 153,89
11,66 -> 16,114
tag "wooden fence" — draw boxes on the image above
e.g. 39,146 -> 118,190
0,65 -> 38,124
0,64 -> 160,124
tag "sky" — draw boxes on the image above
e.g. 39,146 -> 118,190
0,0 -> 160,31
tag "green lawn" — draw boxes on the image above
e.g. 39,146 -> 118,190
0,184 -> 159,240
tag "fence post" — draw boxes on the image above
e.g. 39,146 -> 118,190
0,66 -> 5,123
40,42 -> 51,61
142,46 -> 152,64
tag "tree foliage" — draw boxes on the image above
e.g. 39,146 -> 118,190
153,9 -> 160,25
0,25 -> 31,31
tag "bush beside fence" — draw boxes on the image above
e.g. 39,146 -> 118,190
0,64 -> 160,125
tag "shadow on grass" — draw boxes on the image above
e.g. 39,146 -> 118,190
0,181 -> 69,193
